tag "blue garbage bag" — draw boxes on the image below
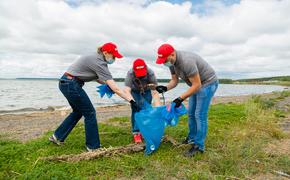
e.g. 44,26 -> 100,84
135,102 -> 187,155
96,84 -> 115,98
162,102 -> 188,126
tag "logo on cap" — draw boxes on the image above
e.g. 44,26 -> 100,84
133,58 -> 147,77
136,66 -> 145,70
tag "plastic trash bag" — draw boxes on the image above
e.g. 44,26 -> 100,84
135,101 -> 187,155
162,102 -> 188,126
96,84 -> 114,98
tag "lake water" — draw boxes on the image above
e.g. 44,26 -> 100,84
0,79 -> 287,113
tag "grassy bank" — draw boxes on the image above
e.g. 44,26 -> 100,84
234,81 -> 290,87
0,92 -> 289,179
219,76 -> 290,86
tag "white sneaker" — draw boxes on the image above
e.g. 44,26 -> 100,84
48,134 -> 64,146
86,146 -> 100,152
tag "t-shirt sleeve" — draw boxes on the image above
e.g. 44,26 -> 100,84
97,65 -> 113,82
124,71 -> 133,88
183,62 -> 198,78
89,62 -> 113,82
169,66 -> 176,75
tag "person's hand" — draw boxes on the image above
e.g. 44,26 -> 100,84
155,85 -> 167,94
130,100 -> 141,112
147,84 -> 156,90
173,97 -> 184,108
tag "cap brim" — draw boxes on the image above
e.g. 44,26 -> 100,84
113,51 -> 123,58
156,57 -> 167,64
135,69 -> 147,77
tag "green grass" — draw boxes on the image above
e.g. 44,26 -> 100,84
0,95 -> 289,179
233,75 -> 290,86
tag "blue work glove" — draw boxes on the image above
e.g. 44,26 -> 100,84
96,84 -> 115,98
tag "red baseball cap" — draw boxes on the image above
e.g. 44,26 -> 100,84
101,42 -> 123,58
133,59 -> 147,77
156,44 -> 175,64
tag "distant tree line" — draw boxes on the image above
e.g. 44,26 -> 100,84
14,76 -> 290,85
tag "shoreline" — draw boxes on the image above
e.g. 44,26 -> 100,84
0,91 -> 287,115
0,83 -> 288,115
0,103 -> 128,115
0,93 -> 286,142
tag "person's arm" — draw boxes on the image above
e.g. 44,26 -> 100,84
172,73 -> 201,108
155,67 -> 179,93
166,74 -> 179,91
155,74 -> 179,93
107,80 -> 141,112
123,86 -> 132,98
106,79 -> 134,102
179,73 -> 201,100
152,90 -> 161,106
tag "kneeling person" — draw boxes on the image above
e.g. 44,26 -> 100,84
124,59 -> 159,143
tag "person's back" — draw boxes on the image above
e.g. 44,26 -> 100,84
170,51 -> 217,87
67,53 -> 112,83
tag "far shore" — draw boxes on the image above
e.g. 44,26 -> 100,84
0,76 -> 289,86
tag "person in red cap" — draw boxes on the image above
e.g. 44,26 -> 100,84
49,42 -> 140,152
155,43 -> 218,157
124,58 -> 159,143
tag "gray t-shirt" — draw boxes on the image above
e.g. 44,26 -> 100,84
170,51 -> 217,87
125,68 -> 157,91
66,53 -> 113,82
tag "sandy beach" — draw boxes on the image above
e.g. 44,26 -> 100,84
0,93 -> 288,142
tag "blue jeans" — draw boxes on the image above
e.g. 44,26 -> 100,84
54,75 -> 100,149
131,90 -> 152,134
187,80 -> 218,151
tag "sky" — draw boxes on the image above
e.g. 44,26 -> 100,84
0,0 -> 289,79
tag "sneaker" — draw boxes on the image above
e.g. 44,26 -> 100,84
48,134 -> 64,146
139,133 -> 143,140
183,144 -> 204,157
133,133 -> 142,143
181,137 -> 194,145
86,146 -> 99,152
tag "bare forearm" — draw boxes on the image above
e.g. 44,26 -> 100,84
151,90 -> 161,106
166,79 -> 178,91
178,73 -> 202,100
114,87 -> 133,102
180,84 -> 201,100
106,80 -> 133,102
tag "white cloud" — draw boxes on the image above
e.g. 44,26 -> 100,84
0,0 -> 289,79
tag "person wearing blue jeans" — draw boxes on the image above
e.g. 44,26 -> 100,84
124,59 -> 159,143
54,75 -> 100,149
49,42 -> 140,151
187,81 -> 218,151
154,44 -> 218,157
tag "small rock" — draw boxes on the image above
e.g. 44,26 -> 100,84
47,106 -> 55,111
